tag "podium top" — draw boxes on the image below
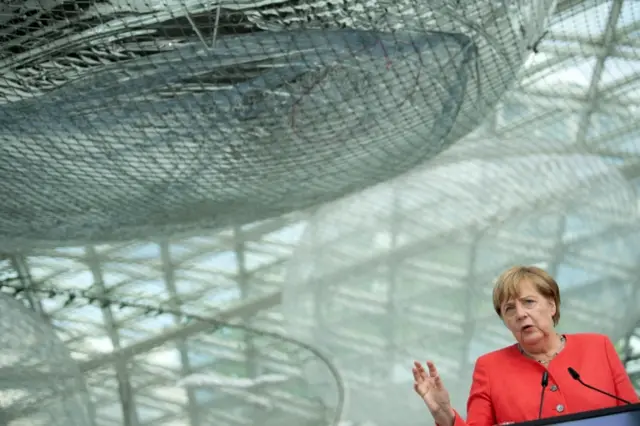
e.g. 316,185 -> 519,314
516,403 -> 640,426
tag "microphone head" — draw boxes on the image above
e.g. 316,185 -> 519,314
568,367 -> 580,380
541,371 -> 549,387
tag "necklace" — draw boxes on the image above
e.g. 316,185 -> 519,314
519,334 -> 566,365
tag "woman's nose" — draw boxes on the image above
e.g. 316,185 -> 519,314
515,304 -> 527,318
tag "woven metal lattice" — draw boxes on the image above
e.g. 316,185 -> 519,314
22,288 -> 344,426
0,0 -> 554,248
83,324 -> 343,426
0,291 -> 94,426
282,147 -> 639,424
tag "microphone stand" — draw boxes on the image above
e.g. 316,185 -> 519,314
567,367 -> 632,405
538,371 -> 549,419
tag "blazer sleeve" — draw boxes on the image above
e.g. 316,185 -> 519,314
603,335 -> 639,404
448,357 -> 496,426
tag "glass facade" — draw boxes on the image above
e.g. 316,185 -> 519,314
2,0 -> 640,425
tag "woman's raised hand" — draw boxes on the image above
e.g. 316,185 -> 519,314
412,360 -> 455,426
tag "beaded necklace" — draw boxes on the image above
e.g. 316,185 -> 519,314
518,334 -> 566,365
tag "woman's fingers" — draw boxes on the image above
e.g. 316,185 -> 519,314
417,363 -> 427,381
412,361 -> 439,400
434,375 -> 444,387
412,367 -> 421,382
413,361 -> 426,380
426,360 -> 446,388
426,360 -> 438,378
412,361 -> 440,393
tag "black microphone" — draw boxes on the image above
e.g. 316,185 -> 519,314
567,367 -> 632,405
538,371 -> 549,419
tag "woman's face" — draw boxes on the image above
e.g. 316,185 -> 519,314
501,279 -> 556,347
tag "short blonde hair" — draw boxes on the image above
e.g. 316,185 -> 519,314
493,265 -> 561,325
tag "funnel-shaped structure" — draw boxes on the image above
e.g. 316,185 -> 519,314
0,0 -> 555,248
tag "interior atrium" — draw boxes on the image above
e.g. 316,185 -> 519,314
2,0 -> 640,425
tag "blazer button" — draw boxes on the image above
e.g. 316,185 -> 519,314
556,404 -> 565,413
550,385 -> 558,392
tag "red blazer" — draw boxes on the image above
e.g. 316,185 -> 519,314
452,333 -> 638,426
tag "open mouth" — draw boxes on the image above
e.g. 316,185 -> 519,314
521,325 -> 534,332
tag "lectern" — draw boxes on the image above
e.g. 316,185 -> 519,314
516,404 -> 640,426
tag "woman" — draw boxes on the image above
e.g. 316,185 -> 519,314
412,265 -> 638,426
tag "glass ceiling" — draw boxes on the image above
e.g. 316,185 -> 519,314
3,0 -> 640,425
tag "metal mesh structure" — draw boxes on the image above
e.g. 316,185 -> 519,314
2,0 -> 640,426
278,1 -> 640,423
0,221 -> 332,426
79,314 -> 343,426
0,290 -> 94,426
281,152 -> 639,424
0,0 -> 555,247
0,278 -> 343,426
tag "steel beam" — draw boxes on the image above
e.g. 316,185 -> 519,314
9,255 -> 45,315
85,246 -> 140,426
159,240 -> 201,426
232,225 -> 261,424
78,291 -> 282,372
575,0 -> 624,147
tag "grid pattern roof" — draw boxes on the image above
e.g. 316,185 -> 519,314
2,0 -> 640,425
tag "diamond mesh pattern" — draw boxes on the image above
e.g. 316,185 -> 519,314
6,1 -> 640,425
0,292 -> 93,426
0,0 -> 554,248
80,316 -> 343,426
282,122 -> 640,422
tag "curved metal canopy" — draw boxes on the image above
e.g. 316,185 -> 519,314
1,0 -> 640,425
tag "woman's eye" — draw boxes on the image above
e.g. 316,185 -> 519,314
524,300 -> 535,305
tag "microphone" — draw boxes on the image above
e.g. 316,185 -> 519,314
567,367 -> 632,405
538,371 -> 549,419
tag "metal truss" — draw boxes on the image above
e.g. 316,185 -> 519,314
0,213 -> 308,426
2,0 -> 640,424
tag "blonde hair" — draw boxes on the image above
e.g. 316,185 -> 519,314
493,265 -> 561,325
